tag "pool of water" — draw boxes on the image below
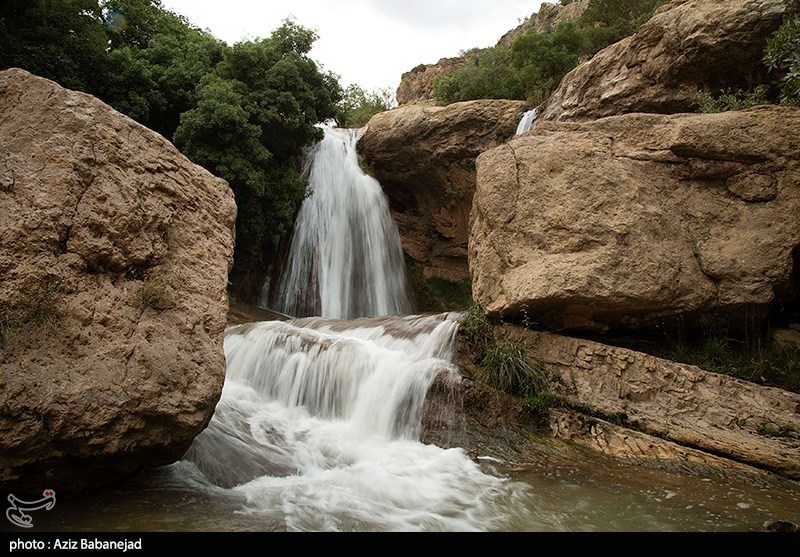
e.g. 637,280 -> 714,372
25,451 -> 800,533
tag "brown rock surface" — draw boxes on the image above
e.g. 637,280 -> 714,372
497,0 -> 588,48
538,0 -> 785,123
396,57 -> 469,106
471,107 -> 800,331
0,69 -> 237,491
503,326 -> 800,479
360,99 -> 528,286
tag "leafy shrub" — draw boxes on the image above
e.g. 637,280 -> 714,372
511,22 -> 587,104
460,306 -> 554,418
433,47 -> 524,105
432,0 -> 669,106
336,85 -> 395,128
764,0 -> 800,106
693,86 -> 770,113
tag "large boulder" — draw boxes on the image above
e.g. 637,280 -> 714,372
0,69 -> 237,491
360,99 -> 528,287
538,0 -> 786,123
470,107 -> 800,332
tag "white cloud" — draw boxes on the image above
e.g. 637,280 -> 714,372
161,0 -> 545,92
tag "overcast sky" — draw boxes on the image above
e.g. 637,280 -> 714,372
160,0 -> 547,94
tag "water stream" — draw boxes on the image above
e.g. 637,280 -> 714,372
274,127 -> 410,319
516,109 -> 537,135
32,314 -> 800,532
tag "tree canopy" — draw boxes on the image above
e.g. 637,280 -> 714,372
433,0 -> 669,106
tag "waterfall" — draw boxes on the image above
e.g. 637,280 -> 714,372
180,313 -> 528,531
516,109 -> 537,135
274,127 -> 411,319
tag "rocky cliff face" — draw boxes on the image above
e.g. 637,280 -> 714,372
538,0 -> 786,123
360,100 -> 528,292
497,0 -> 588,48
0,69 -> 237,492
396,57 -> 470,107
471,107 -> 800,332
396,1 -> 587,106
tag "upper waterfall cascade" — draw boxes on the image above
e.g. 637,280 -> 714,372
274,127 -> 411,320
516,109 -> 537,135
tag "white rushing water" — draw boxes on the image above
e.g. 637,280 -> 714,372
180,314 -> 532,532
516,109 -> 537,135
274,127 -> 411,320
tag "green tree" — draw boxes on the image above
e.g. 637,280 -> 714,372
174,21 -> 342,288
578,0 -> 668,55
765,0 -> 800,106
101,27 -> 225,138
433,47 -> 524,105
0,0 -> 108,92
511,22 -> 587,104
97,0 -> 225,138
336,84 -> 395,128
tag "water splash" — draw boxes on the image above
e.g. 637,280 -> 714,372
182,313 -> 531,531
274,128 -> 410,319
516,109 -> 537,135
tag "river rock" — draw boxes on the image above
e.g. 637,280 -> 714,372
504,326 -> 800,479
538,0 -> 786,123
0,69 -> 237,491
360,99 -> 528,287
471,107 -> 800,332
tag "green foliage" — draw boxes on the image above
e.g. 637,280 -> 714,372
693,86 -> 770,113
479,341 -> 550,398
461,306 -> 554,419
765,0 -> 800,106
404,257 -> 473,313
102,27 -> 225,138
511,23 -> 587,104
2,3 -> 343,293
578,0 -> 668,55
0,280 -> 62,349
664,333 -> 800,394
336,84 -> 394,128
174,21 -> 341,282
461,305 -> 492,350
433,47 -> 524,105
0,0 -> 109,92
432,0 -> 668,106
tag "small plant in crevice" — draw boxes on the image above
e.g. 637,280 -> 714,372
405,257 -> 473,313
693,86 -> 772,113
658,327 -> 800,394
461,305 -> 555,422
136,276 -> 175,311
0,279 -> 63,349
